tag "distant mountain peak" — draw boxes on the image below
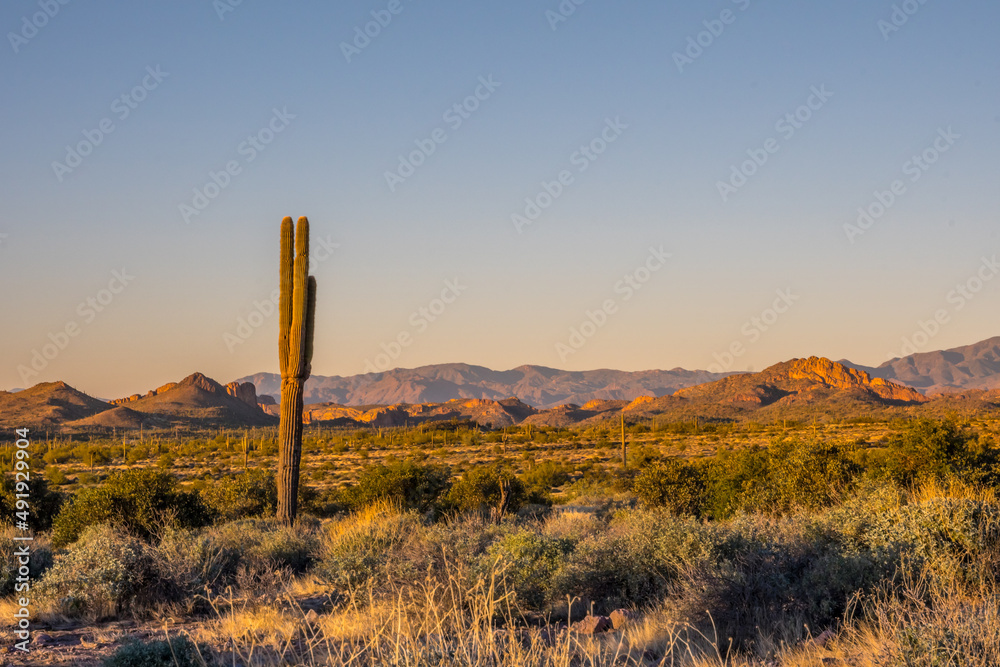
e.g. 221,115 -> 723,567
178,372 -> 221,392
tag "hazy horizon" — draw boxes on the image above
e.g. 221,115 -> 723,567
3,1 -> 999,399
6,331 -> 999,401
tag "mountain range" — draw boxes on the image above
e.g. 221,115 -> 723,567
844,336 -> 1000,394
3,337 -> 999,431
238,365 -> 726,410
238,337 -> 1000,409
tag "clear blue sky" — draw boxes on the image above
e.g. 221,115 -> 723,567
1,0 -> 998,398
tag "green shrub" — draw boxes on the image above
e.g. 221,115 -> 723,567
700,447 -> 769,520
43,447 -> 73,465
51,469 -> 208,547
200,469 -> 277,521
692,513 -> 890,645
76,471 -> 100,485
153,518 -> 321,602
700,439 -> 860,519
634,458 -> 704,515
627,444 -> 662,468
878,419 -> 996,485
485,528 -> 573,609
209,518 -> 319,574
0,473 -> 64,531
520,461 -> 572,500
551,509 -> 719,612
379,513 -> 516,591
152,528 -> 237,601
45,467 -> 69,486
445,463 -> 525,517
827,484 -> 1000,585
103,636 -> 212,667
35,524 -> 155,618
126,445 -> 150,465
342,460 -> 450,513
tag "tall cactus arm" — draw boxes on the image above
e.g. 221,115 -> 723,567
305,276 -> 316,380
278,217 -> 294,376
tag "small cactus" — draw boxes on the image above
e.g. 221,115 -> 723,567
276,216 -> 317,525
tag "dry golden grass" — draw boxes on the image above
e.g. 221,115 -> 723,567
181,477 -> 1000,666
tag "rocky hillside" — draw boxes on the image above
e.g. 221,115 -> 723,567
88,373 -> 274,428
625,357 -> 928,423
0,381 -> 109,428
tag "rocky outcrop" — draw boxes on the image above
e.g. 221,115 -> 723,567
226,381 -> 260,409
359,405 -> 411,427
782,357 -> 926,402
624,395 -> 655,410
110,374 -> 238,406
181,372 -> 219,393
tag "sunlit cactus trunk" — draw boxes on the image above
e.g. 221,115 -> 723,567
277,216 -> 317,525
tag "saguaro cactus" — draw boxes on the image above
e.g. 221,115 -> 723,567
277,216 -> 317,525
621,413 -> 627,468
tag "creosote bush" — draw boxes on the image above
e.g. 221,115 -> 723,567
445,463 -> 526,517
35,524 -> 155,619
485,527 -> 573,609
0,473 -> 63,531
876,418 -> 997,486
342,460 -> 451,513
103,636 -> 212,667
200,469 -> 278,521
51,469 -> 208,547
634,458 -> 705,515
